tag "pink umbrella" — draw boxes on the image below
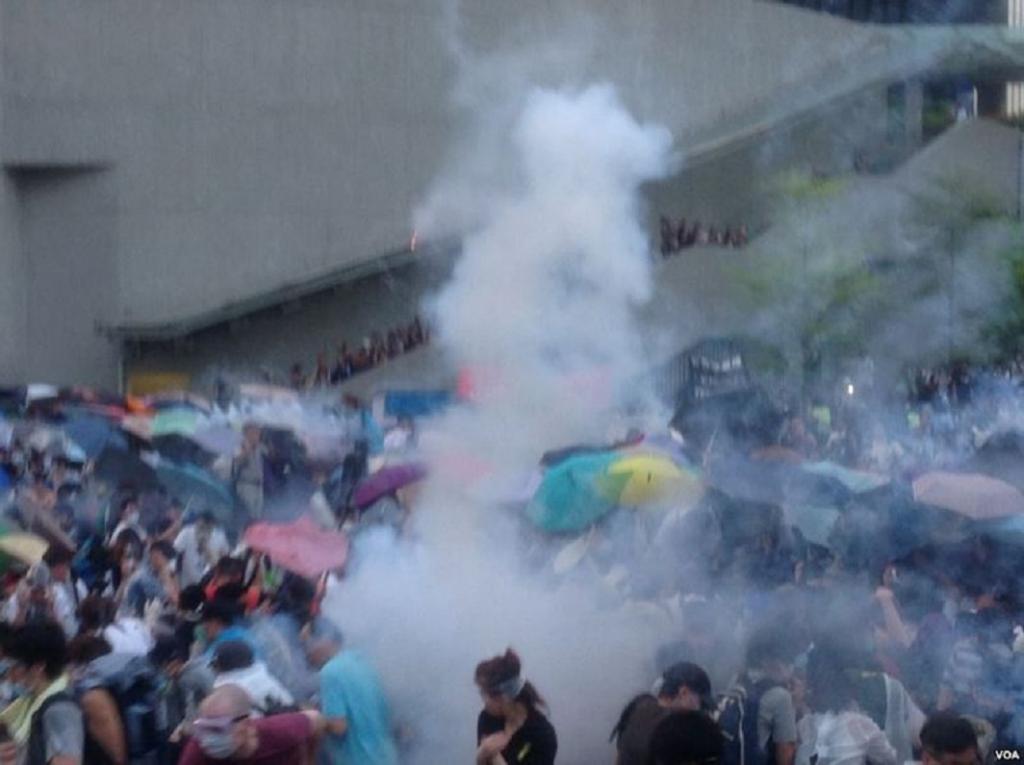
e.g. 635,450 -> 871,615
243,516 -> 349,579
352,463 -> 427,509
912,471 -> 1024,520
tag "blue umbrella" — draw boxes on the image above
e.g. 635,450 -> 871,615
155,462 -> 235,520
60,411 -> 126,457
525,452 -> 622,534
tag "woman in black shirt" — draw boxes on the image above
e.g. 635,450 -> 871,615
475,648 -> 557,765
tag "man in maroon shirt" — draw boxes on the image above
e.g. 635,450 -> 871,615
179,685 -> 324,765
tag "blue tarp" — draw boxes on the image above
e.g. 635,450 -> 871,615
383,391 -> 451,419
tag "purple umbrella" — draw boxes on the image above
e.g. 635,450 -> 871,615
352,463 -> 427,509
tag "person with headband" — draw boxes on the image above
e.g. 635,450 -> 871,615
475,648 -> 557,765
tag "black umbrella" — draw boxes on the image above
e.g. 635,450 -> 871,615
93,445 -> 159,491
150,434 -> 216,468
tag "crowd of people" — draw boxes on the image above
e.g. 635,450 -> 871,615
0,354 -> 1023,764
659,216 -> 750,257
290,316 -> 429,390
0,392 -> 426,765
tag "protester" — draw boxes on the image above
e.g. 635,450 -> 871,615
119,541 -> 178,620
612,662 -> 714,765
199,598 -> 258,658
648,710 -> 725,765
232,425 -> 265,522
0,621 -> 84,765
2,563 -> 76,639
919,712 -> 980,765
797,645 -> 897,765
78,595 -> 153,657
475,649 -> 557,765
174,511 -> 229,590
178,684 -> 324,765
210,640 -> 294,716
306,630 -> 399,765
717,628 -> 798,765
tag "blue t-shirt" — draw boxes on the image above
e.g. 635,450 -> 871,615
320,650 -> 398,765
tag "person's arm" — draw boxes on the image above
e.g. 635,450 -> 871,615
81,690 -> 127,765
855,717 -> 898,765
765,688 -> 798,765
301,710 -> 327,737
774,741 -> 797,765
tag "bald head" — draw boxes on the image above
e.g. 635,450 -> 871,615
200,684 -> 252,719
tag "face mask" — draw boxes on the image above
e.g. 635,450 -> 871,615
196,729 -> 238,760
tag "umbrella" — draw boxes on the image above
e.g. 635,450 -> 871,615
785,504 -> 840,547
352,463 -> 427,510
912,471 -> 1024,521
525,452 -> 619,534
0,532 -> 49,565
155,463 -> 234,517
93,445 -> 159,490
244,516 -> 348,578
962,431 -> 1024,492
59,412 -> 125,457
120,415 -> 153,441
192,424 -> 242,457
150,434 -> 215,467
151,408 -> 201,437
600,452 -> 700,507
802,461 -> 889,494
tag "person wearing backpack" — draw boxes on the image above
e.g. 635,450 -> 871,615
611,662 -> 714,765
0,620 -> 84,765
67,633 -> 166,765
715,629 -> 798,765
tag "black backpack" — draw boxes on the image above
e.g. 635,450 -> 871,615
79,655 -> 166,763
713,676 -> 779,765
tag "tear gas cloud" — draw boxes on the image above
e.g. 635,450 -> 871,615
325,83 -> 679,764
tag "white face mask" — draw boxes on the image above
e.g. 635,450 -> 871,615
196,728 -> 238,760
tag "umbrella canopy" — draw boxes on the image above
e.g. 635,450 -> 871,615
192,424 -> 242,457
0,532 -> 49,566
59,411 -> 125,458
600,452 -> 700,507
352,463 -> 427,510
150,434 -> 215,467
525,452 -> 619,534
151,408 -> 201,437
785,504 -> 840,547
155,462 -> 234,518
912,471 -> 1024,520
93,445 -> 160,490
802,461 -> 890,494
244,516 -> 348,578
962,431 -> 1024,492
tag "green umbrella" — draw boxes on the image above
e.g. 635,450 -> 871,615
151,408 -> 201,437
525,452 -> 623,534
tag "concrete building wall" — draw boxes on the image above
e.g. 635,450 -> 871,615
0,0 -> 890,387
126,81 -> 895,393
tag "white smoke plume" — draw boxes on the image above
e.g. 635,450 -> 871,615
324,84 -> 679,763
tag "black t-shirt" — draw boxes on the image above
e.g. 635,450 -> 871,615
477,708 -> 558,765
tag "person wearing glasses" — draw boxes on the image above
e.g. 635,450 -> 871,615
178,685 -> 324,765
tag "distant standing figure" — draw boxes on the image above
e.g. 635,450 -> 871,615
232,424 -> 265,522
